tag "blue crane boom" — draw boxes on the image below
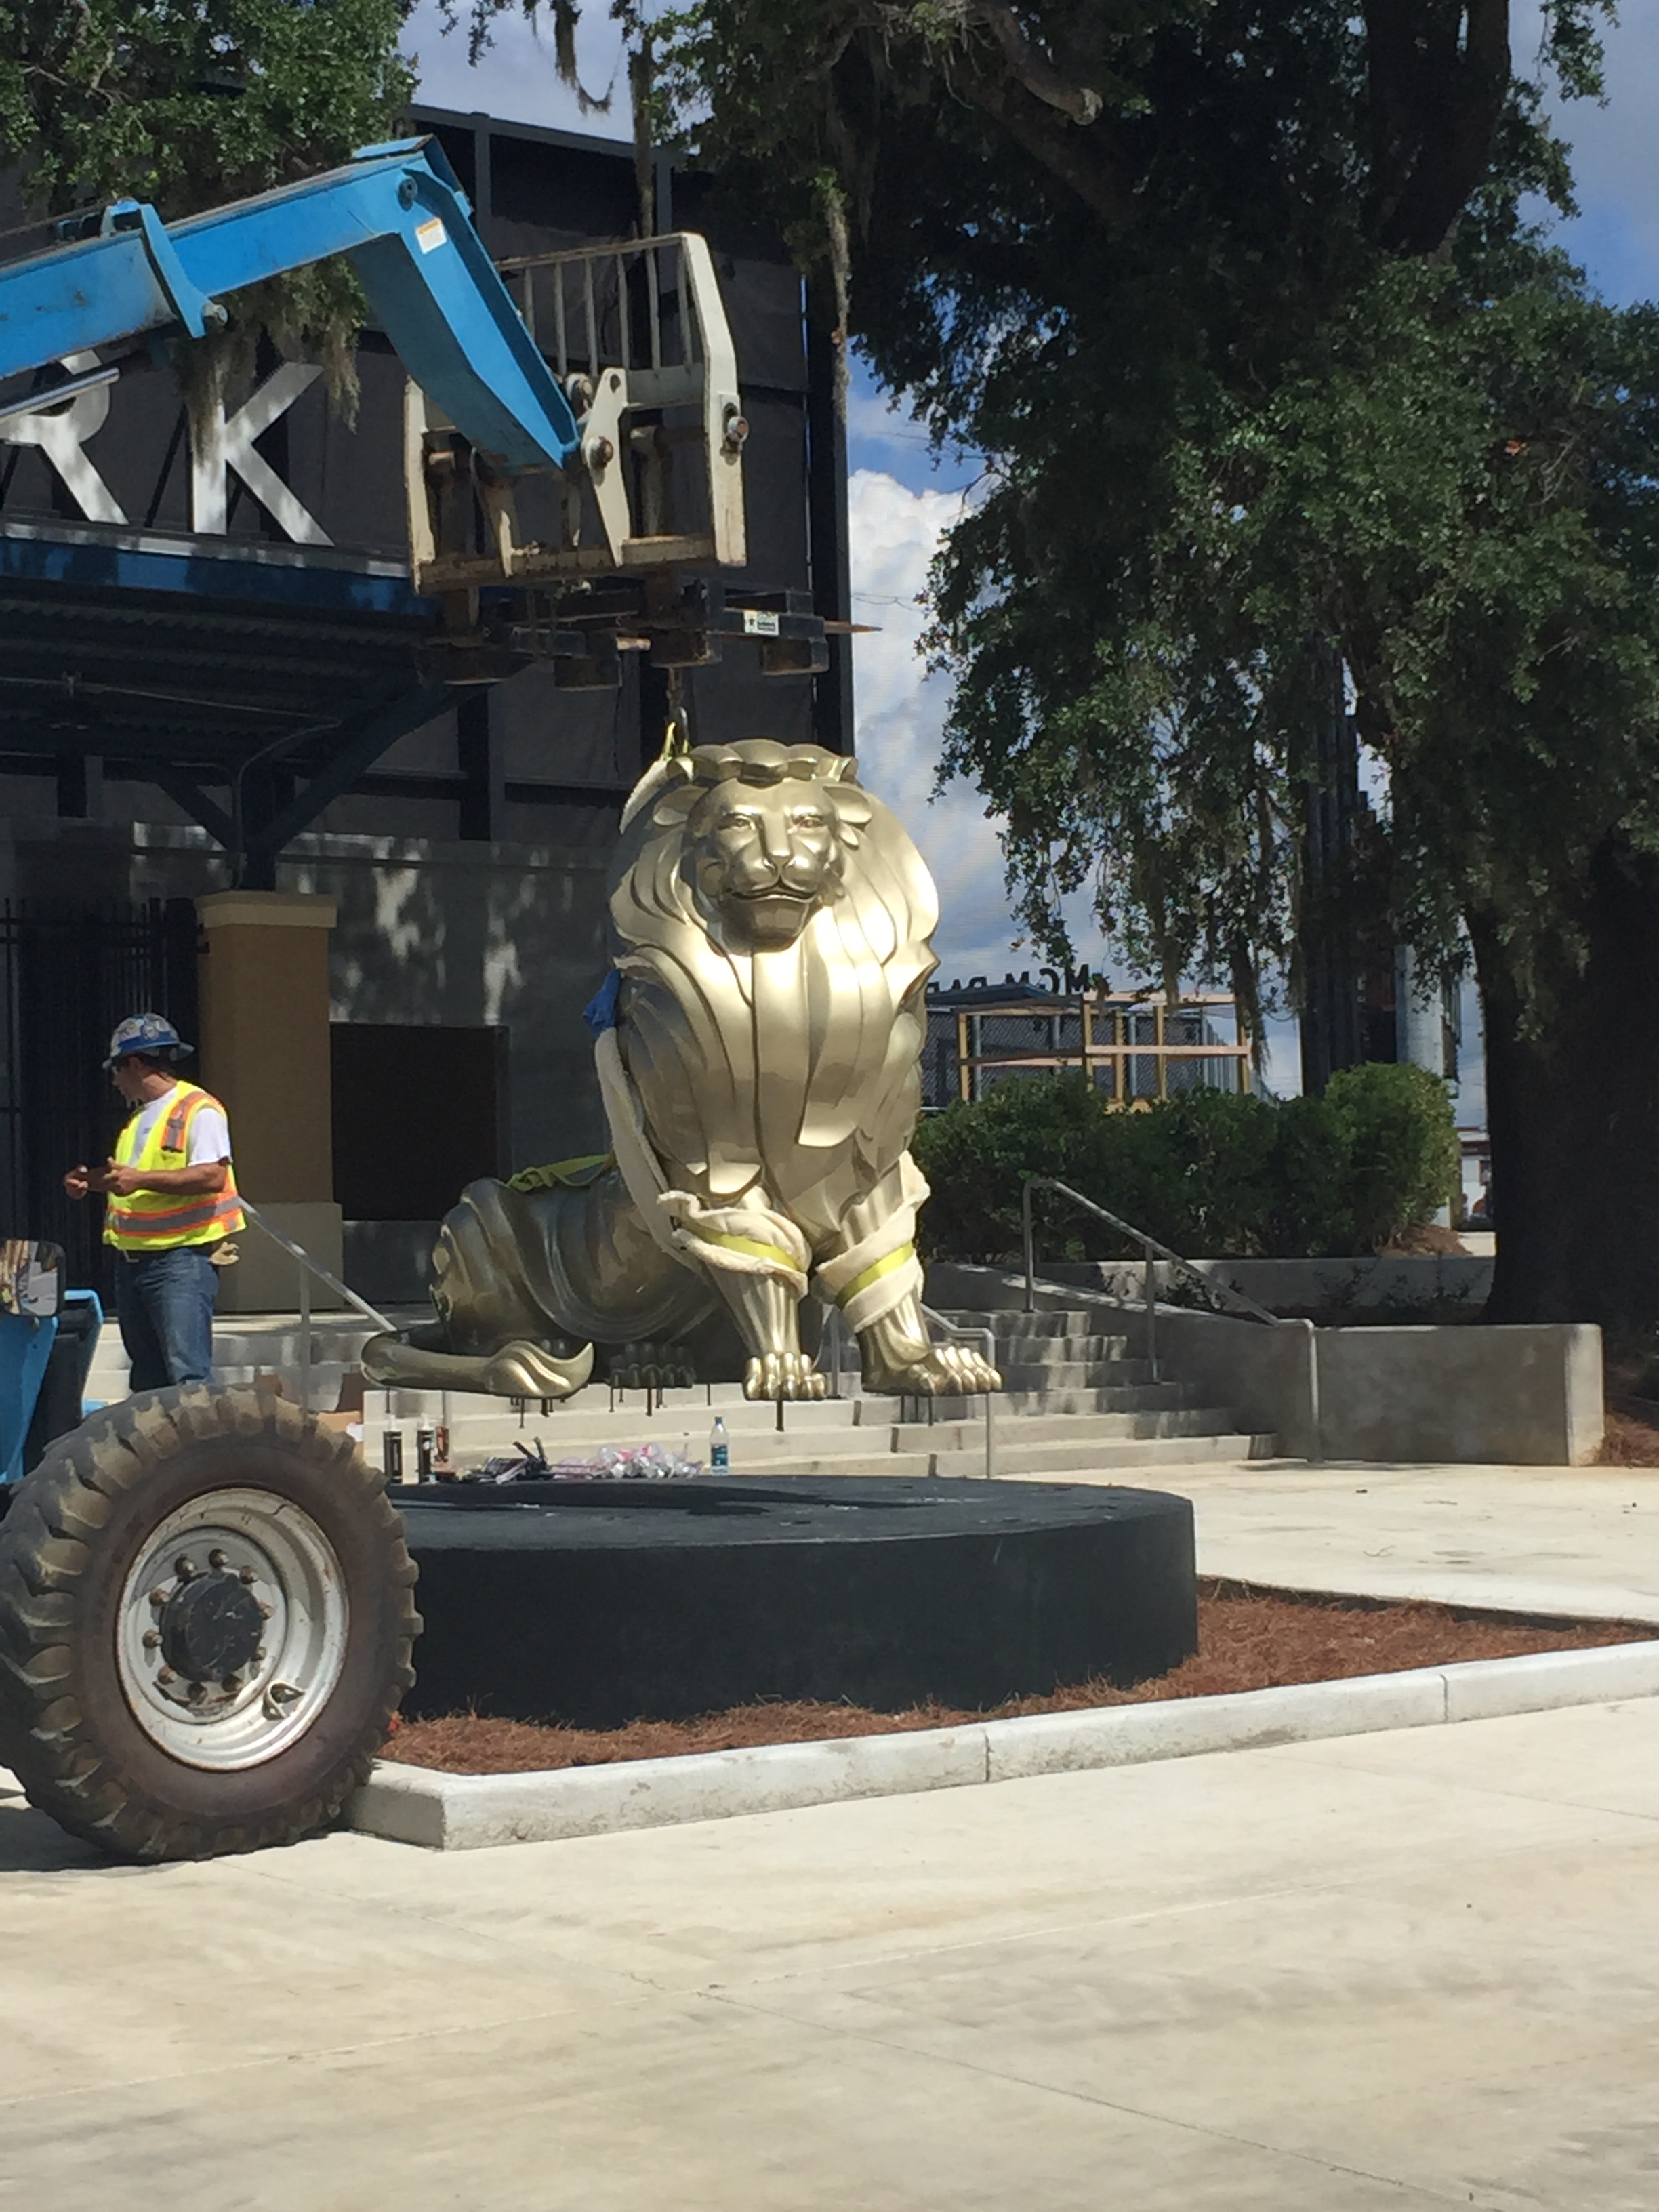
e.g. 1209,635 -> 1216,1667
0,137 -> 580,474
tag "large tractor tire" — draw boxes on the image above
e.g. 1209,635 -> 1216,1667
0,1386 -> 419,1860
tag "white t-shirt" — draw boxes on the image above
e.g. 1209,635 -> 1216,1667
127,1084 -> 232,1167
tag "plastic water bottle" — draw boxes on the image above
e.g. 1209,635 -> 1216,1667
709,1414 -> 730,1472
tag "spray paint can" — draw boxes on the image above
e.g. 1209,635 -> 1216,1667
382,1430 -> 404,1483
416,1426 -> 436,1481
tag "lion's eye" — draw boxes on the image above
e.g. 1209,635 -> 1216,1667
792,811 -> 826,829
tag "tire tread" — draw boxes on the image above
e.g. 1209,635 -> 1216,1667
0,1387 -> 419,1860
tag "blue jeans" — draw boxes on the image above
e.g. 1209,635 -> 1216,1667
115,1246 -> 220,1392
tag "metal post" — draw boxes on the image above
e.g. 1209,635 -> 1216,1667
1142,1239 -> 1156,1380
981,1325 -> 997,1481
1302,1317 -> 1322,1464
298,1260 -> 312,1412
1022,1176 -> 1038,1313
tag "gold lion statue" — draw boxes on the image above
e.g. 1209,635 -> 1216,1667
361,739 -> 1000,1402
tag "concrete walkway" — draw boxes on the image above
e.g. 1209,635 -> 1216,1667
1176,1459 -> 1659,1622
4,1696 -> 1659,2208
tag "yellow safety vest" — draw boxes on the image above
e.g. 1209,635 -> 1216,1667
104,1084 -> 245,1253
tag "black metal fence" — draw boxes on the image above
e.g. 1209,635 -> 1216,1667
0,900 -> 201,1292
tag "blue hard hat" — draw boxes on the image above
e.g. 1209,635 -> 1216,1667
104,1012 -> 190,1069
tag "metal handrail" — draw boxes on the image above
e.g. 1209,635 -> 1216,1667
1022,1175 -> 1279,1318
919,1303 -> 998,1481
239,1201 -> 395,1410
1018,1174 -> 1321,1458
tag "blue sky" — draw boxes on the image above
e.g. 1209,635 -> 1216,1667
406,1 -> 1659,1106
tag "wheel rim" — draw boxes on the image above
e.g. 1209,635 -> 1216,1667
115,1488 -> 350,1771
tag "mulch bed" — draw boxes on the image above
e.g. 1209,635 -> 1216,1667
382,1578 -> 1647,1776
1602,1408 -> 1659,1466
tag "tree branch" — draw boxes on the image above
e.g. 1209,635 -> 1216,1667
958,66 -> 1138,228
973,3 -> 1101,125
1364,0 -> 1513,255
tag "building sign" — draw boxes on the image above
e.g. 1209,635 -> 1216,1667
1,352 -> 331,542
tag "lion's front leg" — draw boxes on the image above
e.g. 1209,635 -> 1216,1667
857,1288 -> 1003,1397
710,1271 -> 827,1400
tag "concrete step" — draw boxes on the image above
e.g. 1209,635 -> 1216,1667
996,1360 -> 1183,1393
1012,1406 -> 1243,1442
998,1385 -> 1233,1417
936,1309 -> 1129,1346
392,1447 -> 940,1484
931,1432 -> 1275,1477
894,1406 -> 1207,1450
977,1339 -> 1148,1372
380,1390 -> 884,1431
434,1418 -> 878,1462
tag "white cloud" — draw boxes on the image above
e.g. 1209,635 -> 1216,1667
402,1 -> 630,135
1516,1 -> 1659,300
846,469 -> 1148,995
848,469 -> 1037,981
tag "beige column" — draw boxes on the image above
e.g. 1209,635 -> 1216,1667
196,890 -> 344,1313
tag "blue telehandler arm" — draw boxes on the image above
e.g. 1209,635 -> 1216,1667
0,136 -> 580,474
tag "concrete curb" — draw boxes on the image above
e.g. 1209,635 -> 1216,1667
348,1639 -> 1659,1851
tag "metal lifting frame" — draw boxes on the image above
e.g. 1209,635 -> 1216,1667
407,230 -> 749,593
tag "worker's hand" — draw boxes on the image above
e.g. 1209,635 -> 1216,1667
99,1161 -> 142,1198
62,1165 -> 90,1201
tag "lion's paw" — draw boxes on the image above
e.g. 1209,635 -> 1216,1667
743,1351 -> 827,1401
865,1343 -> 1002,1397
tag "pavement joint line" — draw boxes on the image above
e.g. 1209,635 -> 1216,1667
348,1638 -> 1659,1852
695,1984 -> 1468,2205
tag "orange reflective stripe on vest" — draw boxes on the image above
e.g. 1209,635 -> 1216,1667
104,1083 -> 245,1252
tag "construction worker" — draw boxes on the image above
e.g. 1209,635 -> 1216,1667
63,1014 -> 244,1391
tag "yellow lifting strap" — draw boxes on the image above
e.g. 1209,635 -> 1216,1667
506,1153 -> 615,1194
835,1242 -> 917,1306
689,1225 -> 804,1274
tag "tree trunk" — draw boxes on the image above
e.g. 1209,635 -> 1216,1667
1475,839 -> 1659,1334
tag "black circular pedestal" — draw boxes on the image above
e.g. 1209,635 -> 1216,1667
396,1477 -> 1197,1727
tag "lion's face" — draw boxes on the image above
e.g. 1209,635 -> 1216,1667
687,779 -> 846,950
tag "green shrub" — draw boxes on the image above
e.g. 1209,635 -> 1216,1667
912,1063 -> 1458,1261
1323,1060 -> 1460,1251
1258,1094 -> 1352,1256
